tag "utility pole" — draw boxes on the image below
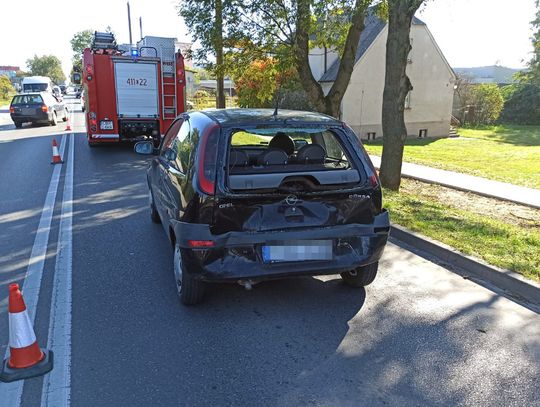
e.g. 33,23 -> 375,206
139,17 -> 143,40
127,1 -> 133,45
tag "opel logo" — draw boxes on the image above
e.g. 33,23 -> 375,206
285,195 -> 298,206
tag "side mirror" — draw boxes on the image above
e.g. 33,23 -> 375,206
134,141 -> 156,155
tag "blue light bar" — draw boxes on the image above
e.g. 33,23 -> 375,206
131,48 -> 139,58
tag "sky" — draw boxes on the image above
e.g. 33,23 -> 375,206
0,0 -> 537,79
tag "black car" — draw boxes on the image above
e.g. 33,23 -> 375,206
135,109 -> 389,305
9,92 -> 69,128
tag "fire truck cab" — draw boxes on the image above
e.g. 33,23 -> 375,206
82,32 -> 186,146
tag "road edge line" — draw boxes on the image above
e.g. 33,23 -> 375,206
0,136 -> 66,406
390,224 -> 540,308
40,134 -> 74,407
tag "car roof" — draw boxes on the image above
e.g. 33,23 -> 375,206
198,108 -> 341,127
22,76 -> 52,83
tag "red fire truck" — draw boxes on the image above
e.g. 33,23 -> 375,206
82,32 -> 186,146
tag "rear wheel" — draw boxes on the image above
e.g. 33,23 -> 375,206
149,192 -> 161,223
173,244 -> 205,305
50,112 -> 57,126
14,121 -> 22,129
62,107 -> 68,122
340,262 -> 378,287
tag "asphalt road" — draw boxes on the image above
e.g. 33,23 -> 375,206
0,97 -> 539,406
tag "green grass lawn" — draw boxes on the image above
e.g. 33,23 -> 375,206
384,180 -> 540,281
364,125 -> 540,189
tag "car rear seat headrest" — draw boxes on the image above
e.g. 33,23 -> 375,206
268,132 -> 295,156
257,149 -> 288,166
229,149 -> 249,167
296,144 -> 326,164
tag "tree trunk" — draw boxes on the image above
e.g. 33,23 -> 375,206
295,0 -> 367,118
379,1 -> 421,191
215,0 -> 226,108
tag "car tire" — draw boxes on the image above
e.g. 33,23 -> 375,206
50,112 -> 57,126
340,262 -> 378,287
62,107 -> 68,122
173,244 -> 205,305
149,192 -> 161,223
14,121 -> 22,129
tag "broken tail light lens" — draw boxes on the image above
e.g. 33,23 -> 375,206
197,123 -> 219,195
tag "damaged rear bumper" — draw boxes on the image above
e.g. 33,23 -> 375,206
172,210 -> 390,281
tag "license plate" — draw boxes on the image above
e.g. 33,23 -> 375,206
22,108 -> 35,115
262,240 -> 333,263
100,120 -> 113,130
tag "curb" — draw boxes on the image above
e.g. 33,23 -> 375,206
390,224 -> 540,307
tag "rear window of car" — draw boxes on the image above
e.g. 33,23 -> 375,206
229,127 -> 353,172
12,94 -> 44,105
23,84 -> 48,92
226,127 -> 363,192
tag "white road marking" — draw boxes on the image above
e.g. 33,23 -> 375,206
40,133 -> 74,407
0,136 -> 66,406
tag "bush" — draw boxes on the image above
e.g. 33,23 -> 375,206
500,84 -> 540,125
193,89 -> 210,98
466,84 -> 504,125
0,75 -> 14,100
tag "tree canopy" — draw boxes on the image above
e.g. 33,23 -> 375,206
179,0 -> 385,116
500,1 -> 540,124
70,30 -> 94,73
26,55 -> 66,84
0,76 -> 15,99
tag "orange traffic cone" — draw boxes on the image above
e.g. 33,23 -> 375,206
65,116 -> 72,131
0,284 -> 53,382
51,138 -> 63,164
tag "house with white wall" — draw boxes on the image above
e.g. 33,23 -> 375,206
310,13 -> 456,139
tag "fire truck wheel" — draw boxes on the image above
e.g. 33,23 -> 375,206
50,112 -> 58,126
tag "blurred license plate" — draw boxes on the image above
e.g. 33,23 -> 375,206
262,240 -> 333,263
100,120 -> 113,130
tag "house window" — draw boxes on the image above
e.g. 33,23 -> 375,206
404,91 -> 411,109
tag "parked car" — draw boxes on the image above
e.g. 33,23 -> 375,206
75,87 -> 83,98
59,85 -> 67,95
9,92 -> 69,128
52,86 -> 63,102
135,109 -> 390,305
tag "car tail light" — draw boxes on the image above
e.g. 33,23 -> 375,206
41,105 -> 48,112
188,240 -> 215,248
197,123 -> 219,195
9,106 -> 14,114
369,174 -> 379,188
